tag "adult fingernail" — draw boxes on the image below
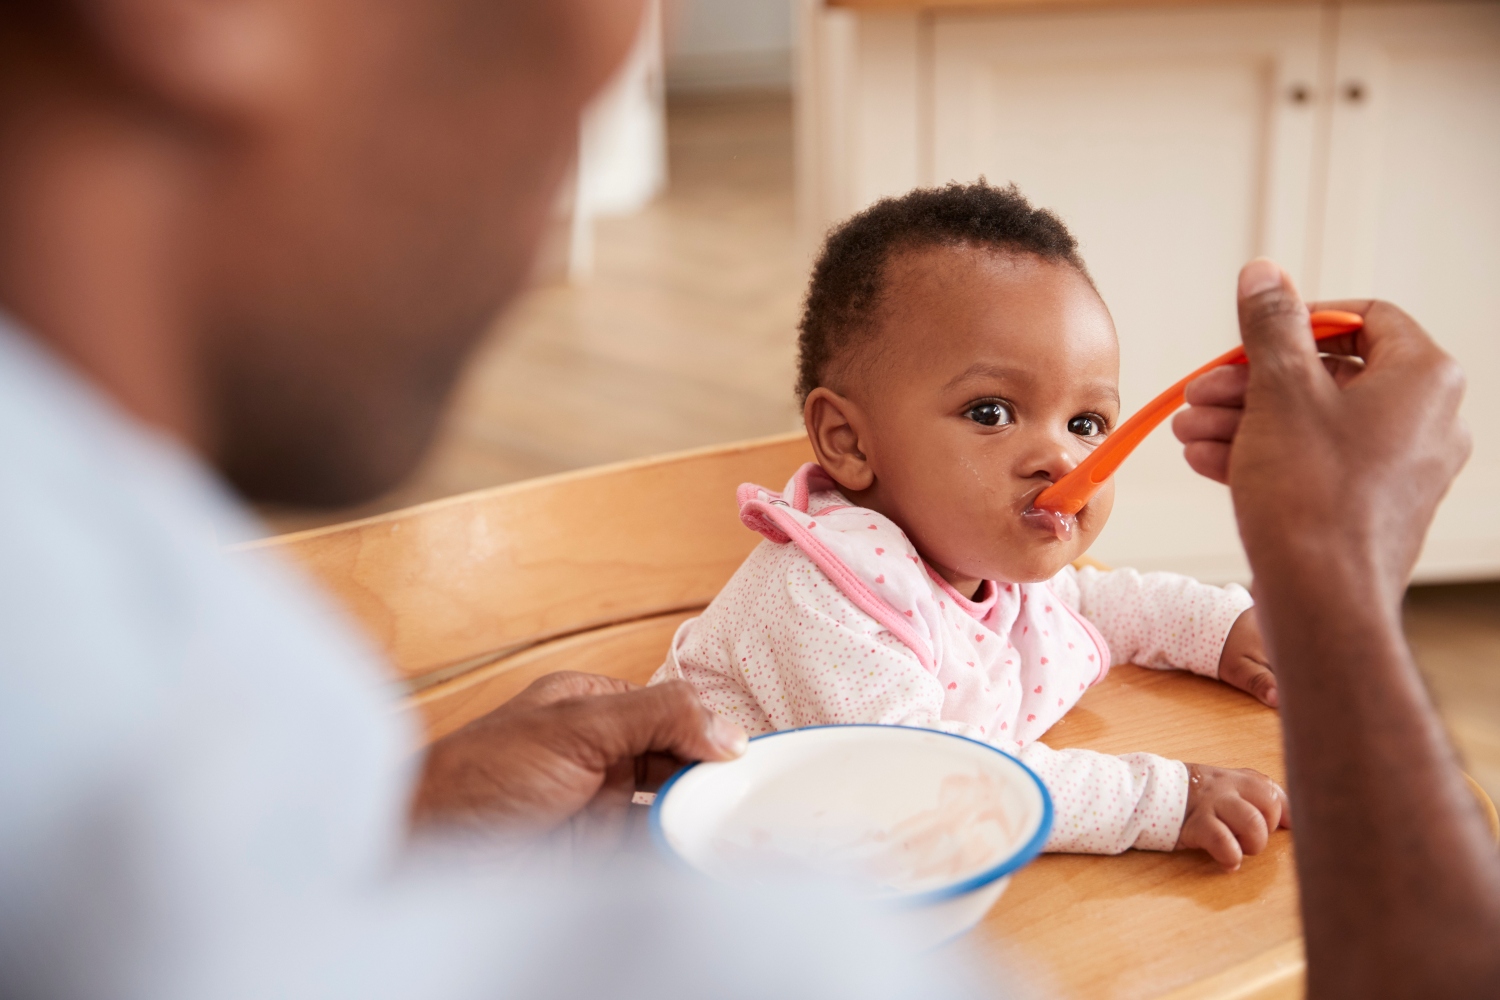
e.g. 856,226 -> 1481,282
1239,258 -> 1282,298
710,715 -> 749,756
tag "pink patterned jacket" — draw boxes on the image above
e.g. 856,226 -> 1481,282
652,464 -> 1254,855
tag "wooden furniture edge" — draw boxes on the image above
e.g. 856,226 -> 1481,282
1152,939 -> 1304,1000
407,608 -> 701,741
825,0 -> 1434,12
404,553 -> 1110,709
1464,772 -> 1500,843
231,429 -> 810,553
398,600 -> 710,695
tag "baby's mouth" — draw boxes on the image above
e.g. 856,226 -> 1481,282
1020,490 -> 1078,541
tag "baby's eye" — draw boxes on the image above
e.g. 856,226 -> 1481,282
1068,414 -> 1106,437
965,401 -> 1014,427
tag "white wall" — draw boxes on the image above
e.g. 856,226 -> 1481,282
666,0 -> 793,93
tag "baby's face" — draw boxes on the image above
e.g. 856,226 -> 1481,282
827,246 -> 1120,587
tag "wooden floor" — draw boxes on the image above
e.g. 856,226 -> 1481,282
1404,582 -> 1500,805
265,93 -> 1500,808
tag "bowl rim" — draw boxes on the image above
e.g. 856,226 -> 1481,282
648,723 -> 1054,905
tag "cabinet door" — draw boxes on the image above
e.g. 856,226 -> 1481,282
1316,2 -> 1500,581
932,7 -> 1327,582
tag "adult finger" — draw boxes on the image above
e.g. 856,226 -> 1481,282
1181,441 -> 1232,485
510,671 -> 639,710
1307,298 -> 1376,316
552,681 -> 748,775
1172,404 -> 1242,446
1235,258 -> 1322,385
637,750 -> 689,793
1183,364 -> 1249,408
1176,356 -> 1249,487
1304,297 -> 1448,391
1305,298 -> 1376,360
1355,300 -> 1462,390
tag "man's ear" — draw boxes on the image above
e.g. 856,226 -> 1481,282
804,386 -> 875,492
78,0 -> 311,119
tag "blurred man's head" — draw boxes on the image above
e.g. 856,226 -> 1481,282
0,0 -> 642,504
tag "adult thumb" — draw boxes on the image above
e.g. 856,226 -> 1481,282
1236,258 -> 1320,386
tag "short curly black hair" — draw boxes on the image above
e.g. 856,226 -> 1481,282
795,181 -> 1091,404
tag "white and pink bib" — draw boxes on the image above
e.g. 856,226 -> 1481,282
729,463 -> 1109,749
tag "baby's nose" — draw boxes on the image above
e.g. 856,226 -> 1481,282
1023,434 -> 1082,482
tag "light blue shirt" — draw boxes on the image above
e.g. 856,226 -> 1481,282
0,316 -> 980,1000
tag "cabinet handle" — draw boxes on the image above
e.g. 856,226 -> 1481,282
1287,83 -> 1312,104
1342,81 -> 1368,103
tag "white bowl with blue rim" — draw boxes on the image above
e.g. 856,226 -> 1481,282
650,724 -> 1052,949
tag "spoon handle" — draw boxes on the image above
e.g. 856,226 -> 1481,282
1032,310 -> 1365,516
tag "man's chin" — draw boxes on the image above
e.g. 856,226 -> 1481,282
223,444 -> 421,509
217,402 -> 438,509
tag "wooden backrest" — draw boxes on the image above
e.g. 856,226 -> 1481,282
243,432 -> 814,734
246,432 -> 1120,743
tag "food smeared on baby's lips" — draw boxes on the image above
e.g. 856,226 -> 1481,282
1021,503 -> 1077,541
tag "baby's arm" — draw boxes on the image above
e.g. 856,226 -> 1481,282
1018,741 -> 1188,853
1061,565 -> 1279,706
1021,741 -> 1290,866
1057,565 -> 1253,677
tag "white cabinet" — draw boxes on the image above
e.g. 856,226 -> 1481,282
1316,3 -> 1500,580
797,1 -> 1500,583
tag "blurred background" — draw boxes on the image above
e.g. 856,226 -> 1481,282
264,0 -> 1498,802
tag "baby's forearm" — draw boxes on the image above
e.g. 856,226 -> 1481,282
1019,742 -> 1188,854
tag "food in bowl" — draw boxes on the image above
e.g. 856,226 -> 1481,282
651,724 -> 1052,946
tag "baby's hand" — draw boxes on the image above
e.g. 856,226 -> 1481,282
1218,608 -> 1278,708
1175,763 -> 1291,871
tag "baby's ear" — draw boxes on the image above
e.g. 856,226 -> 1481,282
804,388 -> 875,492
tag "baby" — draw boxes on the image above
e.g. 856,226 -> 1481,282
653,182 -> 1289,869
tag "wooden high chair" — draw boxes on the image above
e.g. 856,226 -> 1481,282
243,431 -> 1497,1000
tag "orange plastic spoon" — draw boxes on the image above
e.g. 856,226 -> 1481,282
1031,309 -> 1365,521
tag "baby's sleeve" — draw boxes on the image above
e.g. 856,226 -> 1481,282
1018,740 -> 1189,853
1061,565 -> 1254,677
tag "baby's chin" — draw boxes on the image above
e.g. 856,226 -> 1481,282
985,540 -> 1082,585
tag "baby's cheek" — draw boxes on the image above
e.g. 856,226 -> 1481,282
1075,480 -> 1116,545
